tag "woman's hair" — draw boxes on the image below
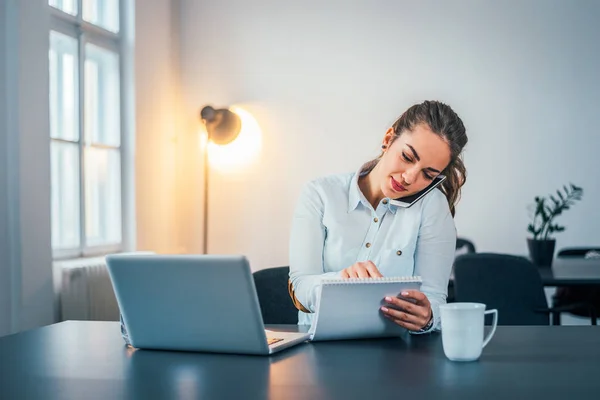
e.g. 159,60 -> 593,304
364,100 -> 468,216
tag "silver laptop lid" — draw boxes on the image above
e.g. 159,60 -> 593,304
106,254 -> 270,355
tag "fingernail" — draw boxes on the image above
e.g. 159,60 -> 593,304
401,291 -> 409,296
385,297 -> 392,302
381,306 -> 389,312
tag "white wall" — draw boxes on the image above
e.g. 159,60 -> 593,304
0,0 -> 54,335
0,0 -> 12,337
135,0 -> 188,254
15,0 -> 54,332
178,0 -> 600,270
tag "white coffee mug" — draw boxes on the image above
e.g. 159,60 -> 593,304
439,303 -> 498,362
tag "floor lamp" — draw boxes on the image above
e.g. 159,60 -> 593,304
199,105 -> 242,254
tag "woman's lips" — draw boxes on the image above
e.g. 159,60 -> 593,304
391,177 -> 407,192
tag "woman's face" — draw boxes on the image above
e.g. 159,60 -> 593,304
378,123 -> 451,200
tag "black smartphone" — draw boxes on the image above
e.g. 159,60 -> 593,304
389,175 -> 447,208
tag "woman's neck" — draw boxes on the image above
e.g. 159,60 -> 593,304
358,163 -> 385,209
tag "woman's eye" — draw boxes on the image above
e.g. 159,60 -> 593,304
401,152 -> 412,162
423,173 -> 434,180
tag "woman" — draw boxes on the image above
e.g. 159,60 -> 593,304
288,100 -> 467,333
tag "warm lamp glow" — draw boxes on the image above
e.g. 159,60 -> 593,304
199,104 -> 262,254
204,107 -> 262,172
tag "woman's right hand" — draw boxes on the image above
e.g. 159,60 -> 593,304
340,261 -> 383,279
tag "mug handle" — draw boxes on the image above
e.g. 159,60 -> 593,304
482,309 -> 498,349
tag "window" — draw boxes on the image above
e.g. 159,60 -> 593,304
49,0 -> 126,259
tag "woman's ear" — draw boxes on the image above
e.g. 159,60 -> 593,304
382,127 -> 395,148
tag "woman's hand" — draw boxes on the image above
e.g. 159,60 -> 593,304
340,261 -> 383,279
380,290 -> 432,331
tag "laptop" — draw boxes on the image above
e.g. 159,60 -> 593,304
105,253 -> 311,355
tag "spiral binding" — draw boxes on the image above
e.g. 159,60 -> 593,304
322,276 -> 422,285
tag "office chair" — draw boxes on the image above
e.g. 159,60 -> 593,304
557,247 -> 600,258
447,237 -> 477,303
456,237 -> 476,255
453,253 -> 596,325
252,266 -> 298,325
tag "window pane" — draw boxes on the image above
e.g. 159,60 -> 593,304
85,44 -> 120,147
49,0 -> 78,16
83,0 -> 120,33
49,31 -> 79,141
51,142 -> 81,250
85,147 -> 122,246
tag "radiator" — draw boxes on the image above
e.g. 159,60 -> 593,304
54,257 -> 120,322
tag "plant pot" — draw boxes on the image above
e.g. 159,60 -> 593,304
527,238 -> 556,267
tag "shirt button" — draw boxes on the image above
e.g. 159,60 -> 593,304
396,250 -> 402,256
373,217 -> 378,223
366,243 -> 371,248
382,199 -> 388,204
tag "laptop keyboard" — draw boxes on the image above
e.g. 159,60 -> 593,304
267,337 -> 284,346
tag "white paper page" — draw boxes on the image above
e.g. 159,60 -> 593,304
310,278 -> 422,341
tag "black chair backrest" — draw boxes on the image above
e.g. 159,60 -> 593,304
456,237 -> 476,254
557,247 -> 600,258
453,253 -> 549,325
252,266 -> 298,325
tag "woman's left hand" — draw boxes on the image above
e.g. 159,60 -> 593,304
380,290 -> 432,332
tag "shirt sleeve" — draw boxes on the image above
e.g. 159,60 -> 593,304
288,180 -> 340,313
409,191 -> 456,335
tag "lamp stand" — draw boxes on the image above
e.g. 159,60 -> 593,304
202,134 -> 209,254
199,105 -> 242,254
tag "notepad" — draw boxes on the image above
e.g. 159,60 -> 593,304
309,276 -> 423,341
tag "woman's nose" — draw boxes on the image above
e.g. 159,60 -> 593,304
402,169 -> 417,185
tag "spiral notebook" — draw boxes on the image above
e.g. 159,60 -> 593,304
308,276 -> 422,341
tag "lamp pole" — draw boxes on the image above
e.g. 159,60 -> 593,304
203,132 -> 210,254
200,105 -> 241,255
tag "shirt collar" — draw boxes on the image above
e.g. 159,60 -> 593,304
347,163 -> 398,214
347,166 -> 365,213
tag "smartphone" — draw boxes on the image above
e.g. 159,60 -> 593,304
389,174 -> 447,208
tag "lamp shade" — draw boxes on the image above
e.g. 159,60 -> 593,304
200,105 -> 242,145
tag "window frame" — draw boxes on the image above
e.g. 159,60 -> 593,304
49,0 -> 129,260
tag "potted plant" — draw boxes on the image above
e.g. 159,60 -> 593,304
527,183 -> 583,267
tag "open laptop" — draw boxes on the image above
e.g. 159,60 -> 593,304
105,253 -> 311,355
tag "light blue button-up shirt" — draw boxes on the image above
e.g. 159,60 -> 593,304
288,166 -> 456,333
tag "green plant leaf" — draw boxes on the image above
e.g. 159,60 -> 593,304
529,183 -> 583,239
538,198 -> 549,222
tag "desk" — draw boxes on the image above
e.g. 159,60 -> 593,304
1,321 -> 599,399
539,257 -> 600,286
